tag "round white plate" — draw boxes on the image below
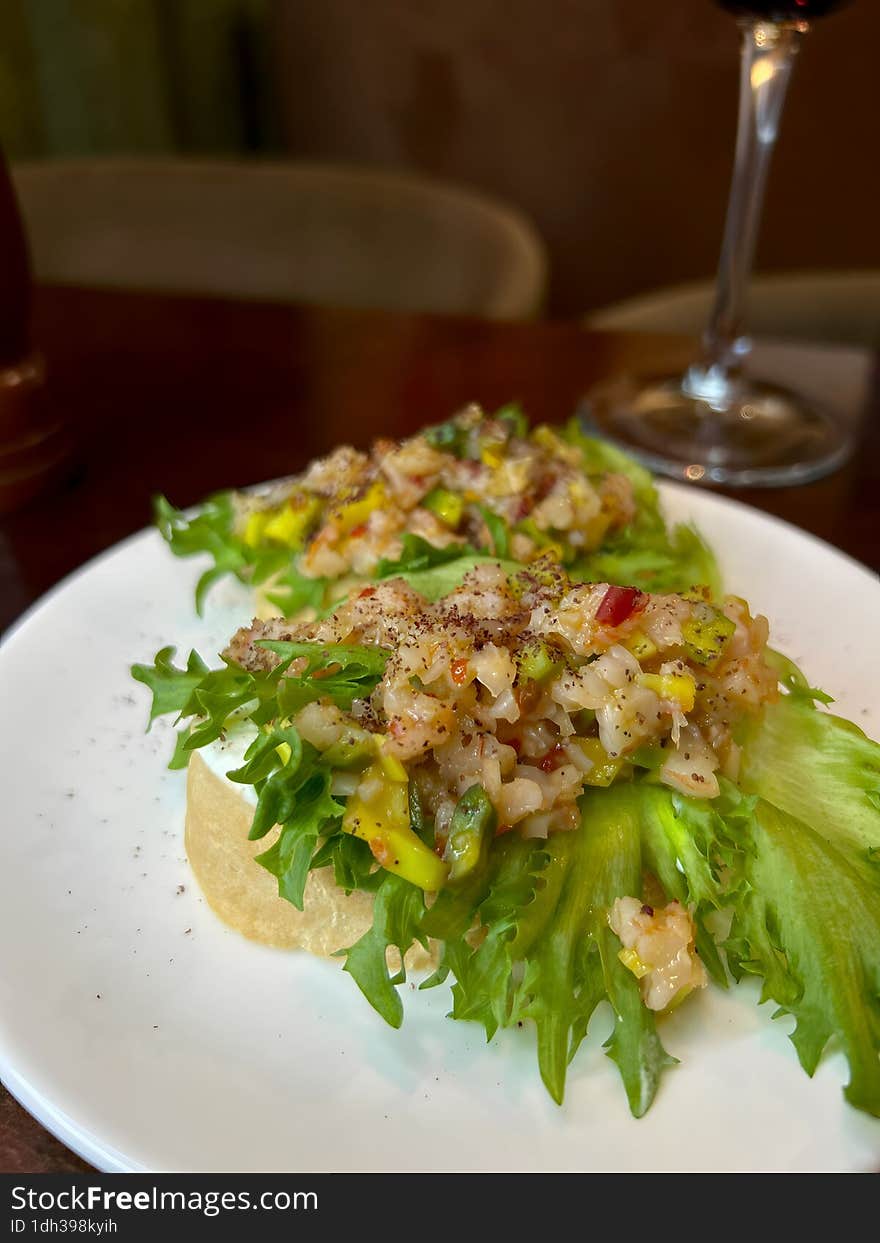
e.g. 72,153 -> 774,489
1,484 -> 878,1174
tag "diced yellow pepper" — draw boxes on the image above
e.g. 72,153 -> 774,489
637,672 -> 696,712
333,481 -> 386,537
530,425 -> 565,455
480,441 -> 505,469
275,741 -> 292,766
243,510 -> 270,548
263,493 -> 323,548
372,736 -> 409,783
618,947 -> 651,980
624,631 -> 658,661
572,737 -> 624,787
342,762 -> 449,891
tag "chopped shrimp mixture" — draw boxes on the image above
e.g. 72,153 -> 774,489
608,897 -> 708,1011
226,561 -> 777,844
233,406 -> 636,579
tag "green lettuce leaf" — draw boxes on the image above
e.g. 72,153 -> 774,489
561,419 -> 721,597
477,505 -> 511,559
738,695 -> 880,859
340,873 -> 428,1028
724,689 -> 880,1116
131,646 -> 210,727
257,640 -> 390,713
574,523 -> 721,598
726,797 -> 880,1117
375,533 -> 475,579
439,835 -> 573,1040
154,493 -> 254,614
764,649 -> 834,706
264,565 -> 332,618
634,785 -> 744,986
253,768 -> 345,909
310,832 -> 383,894
155,492 -> 322,615
516,786 -> 676,1115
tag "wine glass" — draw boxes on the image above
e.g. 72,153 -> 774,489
582,1 -> 854,487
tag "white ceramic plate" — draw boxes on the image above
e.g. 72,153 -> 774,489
1,484 -> 879,1174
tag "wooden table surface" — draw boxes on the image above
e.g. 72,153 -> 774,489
1,285 -> 878,1172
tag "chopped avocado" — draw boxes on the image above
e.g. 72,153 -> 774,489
624,630 -> 658,662
494,402 -> 529,439
517,640 -> 562,683
422,486 -> 465,529
443,784 -> 497,885
424,418 -> 467,456
322,722 -> 377,770
342,762 -> 449,891
572,737 -> 624,787
681,608 -> 735,667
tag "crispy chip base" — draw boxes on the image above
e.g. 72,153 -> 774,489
185,751 -> 436,969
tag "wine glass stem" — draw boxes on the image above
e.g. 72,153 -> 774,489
688,20 -> 805,403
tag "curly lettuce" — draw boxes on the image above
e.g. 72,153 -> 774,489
561,418 -> 721,597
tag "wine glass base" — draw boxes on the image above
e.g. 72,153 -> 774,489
580,372 -> 853,487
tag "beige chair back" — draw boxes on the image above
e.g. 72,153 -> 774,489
12,158 -> 547,319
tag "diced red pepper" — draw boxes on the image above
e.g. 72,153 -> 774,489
350,523 -> 368,539
595,585 -> 646,627
450,658 -> 470,686
494,822 -> 514,838
358,586 -> 377,598
540,742 -> 567,773
515,496 -> 534,520
369,838 -> 390,865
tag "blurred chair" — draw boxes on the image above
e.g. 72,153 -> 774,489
586,271 -> 880,347
11,158 -> 547,319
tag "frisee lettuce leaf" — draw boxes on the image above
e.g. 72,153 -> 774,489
516,787 -> 676,1114
374,533 -> 521,601
729,688 -> 880,1116
131,646 -> 210,728
257,640 -> 389,713
132,641 -> 384,913
340,873 -> 429,1028
561,419 -> 721,597
154,493 -> 286,615
263,565 -> 332,618
477,505 -> 511,559
726,795 -> 880,1117
437,835 -> 573,1041
738,695 -> 880,859
374,533 -> 475,579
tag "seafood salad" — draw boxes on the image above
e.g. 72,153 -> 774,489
134,545 -> 880,1118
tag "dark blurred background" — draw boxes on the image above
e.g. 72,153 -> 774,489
0,0 -> 875,316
